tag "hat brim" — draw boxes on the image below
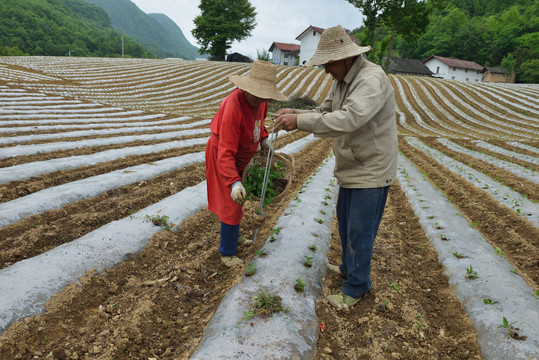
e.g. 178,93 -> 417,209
305,45 -> 371,67
229,75 -> 288,102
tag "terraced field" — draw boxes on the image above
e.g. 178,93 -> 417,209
0,56 -> 537,360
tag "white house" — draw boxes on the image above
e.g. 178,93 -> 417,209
295,25 -> 361,65
268,42 -> 300,66
423,55 -> 484,82
295,25 -> 325,65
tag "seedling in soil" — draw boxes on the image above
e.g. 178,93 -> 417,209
303,256 -> 313,267
439,234 -> 449,241
390,283 -> 399,291
309,244 -> 317,251
498,317 -> 527,340
316,218 -> 325,224
465,265 -> 478,279
244,285 -> 286,320
483,298 -> 498,305
452,252 -> 467,259
534,290 -> 539,299
255,249 -> 267,257
294,278 -> 306,292
146,214 -> 171,230
495,247 -> 505,256
245,264 -> 256,277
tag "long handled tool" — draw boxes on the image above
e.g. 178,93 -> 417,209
252,117 -> 279,244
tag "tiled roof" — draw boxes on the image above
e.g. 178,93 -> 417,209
485,66 -> 509,74
423,55 -> 484,71
295,25 -> 325,40
271,42 -> 300,52
388,57 -> 432,75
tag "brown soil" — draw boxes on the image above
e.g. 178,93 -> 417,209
0,58 -> 536,359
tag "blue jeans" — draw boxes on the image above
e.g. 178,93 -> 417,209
337,186 -> 389,299
219,221 -> 240,256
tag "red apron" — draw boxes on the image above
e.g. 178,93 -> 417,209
205,88 -> 269,225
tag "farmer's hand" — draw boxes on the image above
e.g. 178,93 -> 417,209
274,113 -> 298,132
276,108 -> 295,116
231,181 -> 246,205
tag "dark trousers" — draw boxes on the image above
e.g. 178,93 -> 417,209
337,186 -> 389,298
219,221 -> 240,256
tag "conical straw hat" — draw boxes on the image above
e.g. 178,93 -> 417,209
305,25 -> 371,67
229,60 -> 288,101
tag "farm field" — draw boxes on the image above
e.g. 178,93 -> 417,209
0,56 -> 537,360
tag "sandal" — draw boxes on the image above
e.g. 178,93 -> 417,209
327,292 -> 360,310
326,263 -> 346,278
221,255 -> 244,267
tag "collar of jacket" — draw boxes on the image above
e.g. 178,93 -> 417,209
343,56 -> 365,84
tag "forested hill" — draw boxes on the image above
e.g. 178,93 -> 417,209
148,14 -> 201,60
0,0 -> 201,59
82,0 -> 201,59
0,0 -> 150,58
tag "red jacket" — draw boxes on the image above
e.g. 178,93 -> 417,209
205,88 -> 269,225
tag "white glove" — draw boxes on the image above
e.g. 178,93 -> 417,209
231,181 -> 246,205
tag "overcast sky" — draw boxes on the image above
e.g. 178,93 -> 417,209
130,0 -> 365,59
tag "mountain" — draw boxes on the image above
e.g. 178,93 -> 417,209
82,0 -> 202,59
148,13 -> 201,60
0,0 -> 150,57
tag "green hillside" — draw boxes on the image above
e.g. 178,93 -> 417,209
0,0 -> 150,57
148,13 -> 201,60
82,0 -> 202,59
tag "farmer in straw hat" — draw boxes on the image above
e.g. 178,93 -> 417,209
206,60 -> 288,268
275,25 -> 398,309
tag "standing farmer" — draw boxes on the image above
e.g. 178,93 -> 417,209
206,60 -> 288,267
274,25 -> 398,309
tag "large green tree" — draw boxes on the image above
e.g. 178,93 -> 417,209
192,0 -> 256,61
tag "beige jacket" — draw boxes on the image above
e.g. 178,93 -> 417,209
296,56 -> 398,188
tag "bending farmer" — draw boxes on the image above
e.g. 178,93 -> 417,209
206,60 -> 288,268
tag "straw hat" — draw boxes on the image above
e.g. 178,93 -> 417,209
305,25 -> 371,67
229,60 -> 288,101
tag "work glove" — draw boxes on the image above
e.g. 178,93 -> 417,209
260,138 -> 270,150
260,139 -> 270,158
231,181 -> 246,205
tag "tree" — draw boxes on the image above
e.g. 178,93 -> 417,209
347,0 -> 387,50
257,48 -> 270,61
192,0 -> 256,61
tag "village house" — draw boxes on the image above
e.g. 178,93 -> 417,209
423,55 -> 483,82
268,42 -> 300,66
295,25 -> 360,65
483,66 -> 515,83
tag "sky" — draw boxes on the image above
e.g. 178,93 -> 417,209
130,0 -> 365,59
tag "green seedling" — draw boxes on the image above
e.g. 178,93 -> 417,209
452,252 -> 466,258
255,249 -> 267,257
495,247 -> 505,256
316,218 -> 325,224
390,283 -> 399,291
498,317 -> 518,338
244,161 -> 285,207
483,298 -> 498,304
245,264 -> 256,277
309,244 -> 317,251
244,285 -> 286,320
146,214 -> 171,230
294,278 -> 306,292
534,290 -> 539,299
303,256 -> 313,267
465,265 -> 478,279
